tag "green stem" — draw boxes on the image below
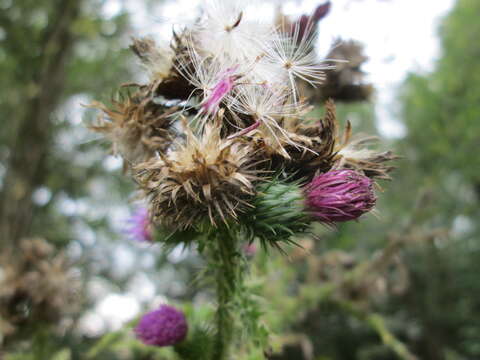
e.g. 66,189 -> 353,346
213,229 -> 238,360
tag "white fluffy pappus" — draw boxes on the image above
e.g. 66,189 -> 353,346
195,0 -> 273,64
262,25 -> 335,103
226,84 -> 308,156
175,39 -> 257,126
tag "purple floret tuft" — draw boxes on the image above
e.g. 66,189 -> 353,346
127,207 -> 152,242
305,169 -> 376,223
135,305 -> 188,347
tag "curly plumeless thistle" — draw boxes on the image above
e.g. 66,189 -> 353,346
89,87 -> 177,169
135,115 -> 259,229
89,1 -> 396,359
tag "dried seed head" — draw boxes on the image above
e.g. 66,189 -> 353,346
135,117 -> 258,229
227,85 -> 308,158
195,0 -> 269,63
89,88 -> 176,168
333,104 -> 399,180
130,37 -> 174,81
0,238 -> 80,336
278,99 -> 397,181
267,99 -> 337,179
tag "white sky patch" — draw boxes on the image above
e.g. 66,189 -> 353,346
167,244 -> 190,264
103,155 -> 123,172
96,294 -> 140,330
313,0 -> 456,138
32,186 -> 52,206
127,273 -> 157,302
102,0 -> 123,20
111,243 -> 137,277
78,311 -> 107,337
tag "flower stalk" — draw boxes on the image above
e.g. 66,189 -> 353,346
210,229 -> 240,360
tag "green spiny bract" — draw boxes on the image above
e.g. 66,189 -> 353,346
243,179 -> 311,248
174,325 -> 215,360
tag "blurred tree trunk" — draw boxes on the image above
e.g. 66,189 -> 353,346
0,0 -> 82,246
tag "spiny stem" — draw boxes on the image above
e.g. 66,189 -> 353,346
213,230 -> 238,360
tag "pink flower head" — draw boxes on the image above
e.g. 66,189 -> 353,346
202,65 -> 240,114
127,207 -> 152,242
135,305 -> 188,347
304,169 -> 375,223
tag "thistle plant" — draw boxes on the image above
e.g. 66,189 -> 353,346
89,1 -> 396,358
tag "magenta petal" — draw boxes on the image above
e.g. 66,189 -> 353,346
304,170 -> 376,223
202,66 -> 239,114
135,305 -> 188,347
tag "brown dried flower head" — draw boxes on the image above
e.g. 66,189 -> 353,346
0,238 -> 80,337
135,113 -> 259,229
130,37 -> 174,81
89,88 -> 177,168
272,99 -> 337,179
332,105 -> 399,180
267,100 -> 397,181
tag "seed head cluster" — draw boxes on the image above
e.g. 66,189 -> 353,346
90,0 -> 396,233
135,119 -> 258,229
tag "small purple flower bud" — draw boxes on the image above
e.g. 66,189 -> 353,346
127,207 -> 152,242
291,1 -> 331,43
305,169 -> 376,223
135,305 -> 188,347
312,1 -> 331,23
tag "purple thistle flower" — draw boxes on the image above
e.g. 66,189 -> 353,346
135,305 -> 188,347
304,169 -> 376,223
127,207 -> 152,242
202,65 -> 240,114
